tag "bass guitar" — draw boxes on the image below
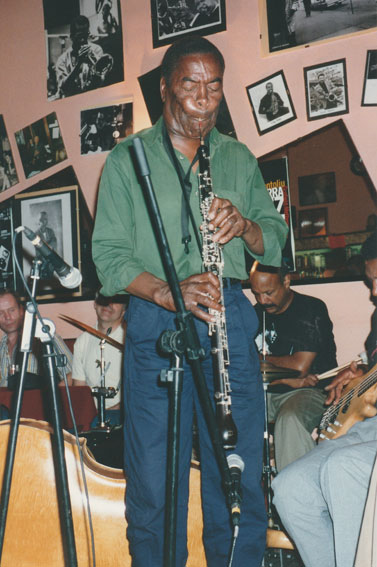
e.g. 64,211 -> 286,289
318,362 -> 377,442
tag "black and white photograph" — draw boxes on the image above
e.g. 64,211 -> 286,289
298,171 -> 337,206
15,113 -> 67,179
13,186 -> 81,300
151,0 -> 226,48
246,71 -> 296,135
43,0 -> 124,101
80,101 -> 133,155
266,0 -> 377,53
362,49 -> 377,106
304,59 -> 348,120
0,204 -> 15,291
0,115 -> 18,192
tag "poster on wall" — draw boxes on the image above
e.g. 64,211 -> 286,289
304,59 -> 348,121
43,0 -> 124,101
15,112 -> 67,180
151,0 -> 226,48
362,50 -> 377,106
80,100 -> 133,155
259,158 -> 295,271
265,0 -> 377,53
246,71 -> 296,135
0,115 -> 18,193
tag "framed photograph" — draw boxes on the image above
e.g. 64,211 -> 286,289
80,101 -> 133,155
298,172 -> 336,206
0,203 -> 16,291
15,112 -> 67,180
0,115 -> 18,193
246,71 -> 296,135
13,186 -> 82,301
362,50 -> 377,106
43,0 -> 124,101
264,0 -> 377,54
298,207 -> 328,239
151,0 -> 226,48
304,59 -> 348,121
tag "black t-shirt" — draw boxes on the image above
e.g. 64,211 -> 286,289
254,291 -> 337,375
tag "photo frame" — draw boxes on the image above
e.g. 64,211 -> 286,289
15,112 -> 67,180
246,71 -> 296,135
298,172 -> 336,206
298,207 -> 328,239
304,59 -> 348,121
0,115 -> 18,193
43,0 -> 124,101
13,185 -> 82,301
80,100 -> 133,155
263,0 -> 377,54
151,0 -> 226,48
361,50 -> 377,106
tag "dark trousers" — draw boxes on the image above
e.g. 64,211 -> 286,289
123,286 -> 266,566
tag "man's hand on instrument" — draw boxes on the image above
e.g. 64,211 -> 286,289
206,196 -> 248,245
324,361 -> 363,406
158,272 -> 223,323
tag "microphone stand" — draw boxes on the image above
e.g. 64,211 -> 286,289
0,260 -> 78,566
132,138 -> 241,567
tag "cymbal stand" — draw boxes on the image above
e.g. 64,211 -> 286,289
262,380 -> 277,529
261,310 -> 276,527
91,329 -> 117,430
0,260 -> 78,566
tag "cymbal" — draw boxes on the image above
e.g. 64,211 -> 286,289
260,360 -> 300,382
59,314 -> 124,351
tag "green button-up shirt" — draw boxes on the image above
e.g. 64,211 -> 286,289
92,118 -> 288,296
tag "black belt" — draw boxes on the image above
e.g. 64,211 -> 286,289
222,277 -> 241,288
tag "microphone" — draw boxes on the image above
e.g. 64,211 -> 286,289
227,453 -> 245,528
16,226 -> 82,289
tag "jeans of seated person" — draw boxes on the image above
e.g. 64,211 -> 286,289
272,417 -> 377,567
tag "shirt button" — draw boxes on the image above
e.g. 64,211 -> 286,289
179,156 -> 184,160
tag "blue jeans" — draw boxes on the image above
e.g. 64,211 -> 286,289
123,286 -> 266,567
272,416 -> 377,567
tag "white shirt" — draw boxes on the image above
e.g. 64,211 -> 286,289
72,324 -> 125,408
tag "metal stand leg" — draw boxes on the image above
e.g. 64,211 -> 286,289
0,269 -> 78,566
263,382 -> 277,529
160,352 -> 184,567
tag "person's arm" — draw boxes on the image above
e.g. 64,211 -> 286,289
72,378 -> 87,386
126,270 -> 222,324
324,361 -> 366,406
71,335 -> 90,386
262,351 -> 316,375
205,153 -> 288,264
262,351 -> 318,389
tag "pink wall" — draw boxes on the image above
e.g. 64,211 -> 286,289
0,0 -> 375,364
